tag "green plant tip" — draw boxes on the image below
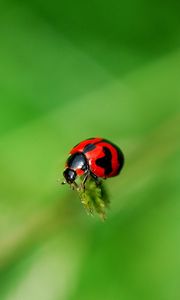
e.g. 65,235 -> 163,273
78,177 -> 110,220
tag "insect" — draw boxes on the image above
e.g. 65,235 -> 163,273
62,137 -> 124,189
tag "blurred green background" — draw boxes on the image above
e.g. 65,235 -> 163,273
0,1 -> 180,299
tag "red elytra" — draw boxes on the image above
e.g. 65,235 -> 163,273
63,137 -> 124,186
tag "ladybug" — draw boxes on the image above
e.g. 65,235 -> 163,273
62,137 -> 124,189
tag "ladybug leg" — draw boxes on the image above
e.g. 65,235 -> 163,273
61,179 -> 78,190
80,171 -> 90,190
70,181 -> 79,190
90,172 -> 101,186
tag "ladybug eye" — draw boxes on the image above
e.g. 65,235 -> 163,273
63,168 -> 76,183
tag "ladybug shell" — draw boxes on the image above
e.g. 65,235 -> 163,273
69,137 -> 124,179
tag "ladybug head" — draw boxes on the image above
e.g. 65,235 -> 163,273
63,168 -> 77,184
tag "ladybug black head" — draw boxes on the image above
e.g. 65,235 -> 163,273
63,168 -> 77,184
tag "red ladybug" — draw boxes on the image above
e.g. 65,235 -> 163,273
63,137 -> 124,188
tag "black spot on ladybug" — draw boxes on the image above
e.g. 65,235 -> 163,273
73,138 -> 96,149
96,146 -> 112,175
83,143 -> 96,153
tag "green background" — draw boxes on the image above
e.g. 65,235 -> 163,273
0,1 -> 180,299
